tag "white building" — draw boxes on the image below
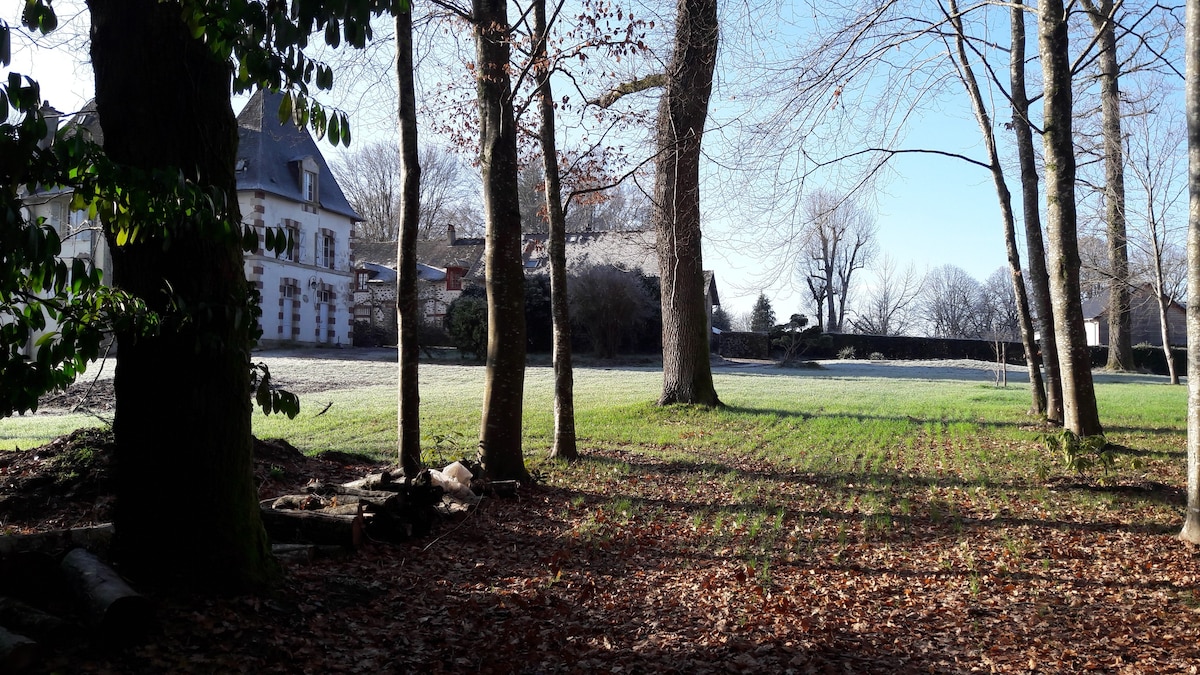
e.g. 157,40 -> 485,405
236,90 -> 361,346
20,92 -> 361,350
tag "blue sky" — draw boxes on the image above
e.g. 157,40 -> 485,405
5,6 -> 1019,319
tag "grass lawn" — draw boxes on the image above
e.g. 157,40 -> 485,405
6,362 -> 1199,670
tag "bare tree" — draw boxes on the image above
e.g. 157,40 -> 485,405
472,0 -> 530,482
920,264 -> 985,338
944,0 -> 1046,414
850,254 -> 924,336
799,189 -> 877,333
1180,0 -> 1200,544
532,0 -> 578,460
1126,89 -> 1187,384
1011,0 -> 1064,424
395,3 -> 422,477
1040,0 -> 1103,437
980,267 -> 1021,341
1080,0 -> 1134,372
333,141 -> 473,241
654,0 -> 721,407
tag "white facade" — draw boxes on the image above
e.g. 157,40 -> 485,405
241,188 -> 355,346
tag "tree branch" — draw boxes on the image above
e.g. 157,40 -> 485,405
589,73 -> 666,108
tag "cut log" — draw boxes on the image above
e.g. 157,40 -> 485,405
0,597 -> 72,644
341,471 -> 396,491
487,481 -> 520,498
270,494 -> 329,511
260,507 -> 363,549
59,549 -> 153,641
0,524 -> 114,558
320,504 -> 364,517
306,482 -> 402,500
0,626 -> 36,672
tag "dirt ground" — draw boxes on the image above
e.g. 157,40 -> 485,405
3,349 -> 1191,673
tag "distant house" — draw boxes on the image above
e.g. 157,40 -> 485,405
352,227 -> 722,342
20,93 -> 362,350
17,102 -> 113,355
352,225 -> 486,333
1081,285 -> 1186,348
237,90 -> 361,347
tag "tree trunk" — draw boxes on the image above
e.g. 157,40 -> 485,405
1082,0 -> 1133,372
534,0 -> 578,461
472,0 -> 531,481
1012,0 -> 1064,424
87,0 -> 278,589
948,0 -> 1045,416
1039,0 -> 1103,437
655,0 -> 721,407
396,6 -> 422,477
1180,0 -> 1200,543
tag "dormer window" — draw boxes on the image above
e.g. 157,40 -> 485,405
356,270 -> 369,290
303,170 -> 317,203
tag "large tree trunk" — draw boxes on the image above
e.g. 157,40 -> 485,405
87,0 -> 277,589
948,0 -> 1045,416
534,0 -> 578,461
1180,0 -> 1200,543
396,6 -> 422,477
655,0 -> 721,407
472,0 -> 531,481
1082,0 -> 1133,372
1012,0 -> 1064,424
1039,0 -> 1103,437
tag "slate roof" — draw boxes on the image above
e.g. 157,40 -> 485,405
235,90 -> 361,221
353,237 -> 486,282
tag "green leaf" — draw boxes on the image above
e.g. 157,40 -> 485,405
328,112 -> 340,146
325,19 -> 340,48
277,92 -> 293,124
340,113 -> 351,147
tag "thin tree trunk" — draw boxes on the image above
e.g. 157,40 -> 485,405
655,0 -> 721,407
947,0 -> 1045,416
533,0 -> 578,460
396,5 -> 422,476
1039,0 -> 1103,437
1082,0 -> 1133,372
88,0 -> 277,589
1180,0 -> 1200,543
473,0 -> 531,481
1012,0 -> 1064,424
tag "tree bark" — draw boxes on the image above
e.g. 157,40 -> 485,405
1082,0 -> 1133,372
1012,0 -> 1064,424
655,0 -> 721,407
534,0 -> 578,460
87,0 -> 278,589
1038,0 -> 1103,437
396,6 -> 422,477
472,0 -> 531,481
1180,0 -> 1200,543
947,0 -> 1045,416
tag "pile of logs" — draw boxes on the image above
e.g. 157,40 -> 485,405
261,465 -> 517,554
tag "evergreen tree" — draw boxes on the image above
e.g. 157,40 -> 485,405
749,293 -> 776,332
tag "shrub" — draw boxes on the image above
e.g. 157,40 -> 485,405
446,287 -> 488,360
868,351 -> 885,361
837,346 -> 857,360
353,320 -> 391,347
569,265 -> 654,359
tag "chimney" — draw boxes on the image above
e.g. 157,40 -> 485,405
447,223 -> 456,244
38,101 -> 63,150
